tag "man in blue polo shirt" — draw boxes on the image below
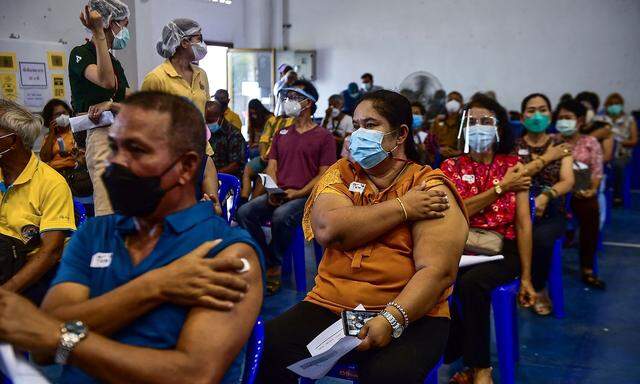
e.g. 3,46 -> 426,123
0,92 -> 263,383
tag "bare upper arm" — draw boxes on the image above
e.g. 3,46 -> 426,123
411,185 -> 468,274
176,243 -> 263,381
515,190 -> 531,226
41,282 -> 90,312
559,155 -> 575,184
83,64 -> 114,89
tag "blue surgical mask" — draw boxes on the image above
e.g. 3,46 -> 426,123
467,125 -> 497,153
111,24 -> 130,50
607,104 -> 623,116
349,128 -> 396,169
555,119 -> 578,136
412,114 -> 424,129
208,122 -> 221,134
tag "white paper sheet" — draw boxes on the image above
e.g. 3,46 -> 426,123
258,173 -> 285,195
70,111 -> 115,133
288,336 -> 362,379
0,343 -> 50,384
289,304 -> 366,379
459,254 -> 504,268
307,304 -> 365,357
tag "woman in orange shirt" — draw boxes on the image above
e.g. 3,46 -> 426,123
259,90 -> 469,383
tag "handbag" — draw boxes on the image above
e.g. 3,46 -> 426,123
0,233 -> 38,285
572,161 -> 592,192
464,228 -> 504,256
60,166 -> 93,197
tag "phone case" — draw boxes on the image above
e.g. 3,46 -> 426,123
341,310 -> 379,336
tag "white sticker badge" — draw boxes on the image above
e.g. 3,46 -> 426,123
90,252 -> 112,268
518,148 -> 530,156
462,174 -> 476,184
279,129 -> 288,135
348,182 -> 366,194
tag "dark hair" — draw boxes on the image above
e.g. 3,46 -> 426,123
361,73 -> 373,81
356,90 -> 420,163
448,91 -> 463,101
123,91 -> 205,159
214,89 -> 229,98
41,98 -> 73,126
410,101 -> 426,116
328,94 -> 344,104
575,91 -> 600,111
248,99 -> 272,142
554,98 -> 586,122
291,79 -> 319,114
604,92 -> 624,106
281,65 -> 293,74
521,93 -> 552,114
466,93 -> 514,154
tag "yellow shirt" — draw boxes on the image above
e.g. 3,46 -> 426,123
224,108 -> 242,130
259,115 -> 294,154
141,60 -> 214,156
0,153 -> 75,244
141,60 -> 210,114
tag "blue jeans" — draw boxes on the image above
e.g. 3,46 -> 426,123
236,194 -> 307,269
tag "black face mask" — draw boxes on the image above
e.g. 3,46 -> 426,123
101,159 -> 181,217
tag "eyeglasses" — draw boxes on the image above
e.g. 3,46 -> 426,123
285,92 -> 307,102
185,34 -> 203,43
464,116 -> 498,126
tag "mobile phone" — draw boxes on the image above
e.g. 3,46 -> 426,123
341,309 -> 379,337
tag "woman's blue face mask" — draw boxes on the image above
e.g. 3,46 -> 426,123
349,128 -> 398,169
467,125 -> 498,153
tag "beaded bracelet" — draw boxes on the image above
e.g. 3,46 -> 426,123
387,301 -> 409,328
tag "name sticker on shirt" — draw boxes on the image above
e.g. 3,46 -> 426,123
90,252 -> 112,268
279,129 -> 288,135
518,148 -> 530,156
462,174 -> 475,184
349,182 -> 366,194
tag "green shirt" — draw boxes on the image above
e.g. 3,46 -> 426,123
68,41 -> 129,113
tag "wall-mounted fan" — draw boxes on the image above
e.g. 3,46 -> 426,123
398,71 -> 444,116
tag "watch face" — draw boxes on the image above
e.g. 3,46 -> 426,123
392,327 -> 403,338
65,320 -> 87,336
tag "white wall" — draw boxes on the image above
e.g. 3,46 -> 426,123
133,0 -> 245,88
287,0 -> 640,112
0,0 -> 139,89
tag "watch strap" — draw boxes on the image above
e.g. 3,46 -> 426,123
380,310 -> 403,338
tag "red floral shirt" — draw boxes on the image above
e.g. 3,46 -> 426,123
441,154 -> 519,240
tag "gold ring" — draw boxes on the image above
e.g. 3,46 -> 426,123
563,149 -> 569,154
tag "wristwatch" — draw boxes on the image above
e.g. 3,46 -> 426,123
493,179 -> 503,196
380,310 -> 404,338
55,320 -> 88,365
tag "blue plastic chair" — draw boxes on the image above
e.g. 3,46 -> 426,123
491,279 -> 521,384
72,197 -> 88,228
217,173 -> 241,224
299,357 -> 441,384
282,225 -> 308,292
622,163 -> 632,209
240,316 -> 265,384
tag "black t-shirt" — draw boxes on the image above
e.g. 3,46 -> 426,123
68,41 -> 129,113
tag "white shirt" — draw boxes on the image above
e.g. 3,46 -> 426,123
326,114 -> 354,138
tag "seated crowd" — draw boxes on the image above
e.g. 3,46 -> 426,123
0,1 -> 637,383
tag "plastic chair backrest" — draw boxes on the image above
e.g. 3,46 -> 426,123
529,194 -> 535,222
72,197 -> 88,228
218,173 -> 241,223
241,316 -> 265,384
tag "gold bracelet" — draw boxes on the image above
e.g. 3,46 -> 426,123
396,197 -> 408,221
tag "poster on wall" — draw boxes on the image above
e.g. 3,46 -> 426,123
23,89 -> 47,109
52,74 -> 65,99
19,62 -> 47,87
0,73 -> 18,101
0,52 -> 17,71
47,51 -> 65,70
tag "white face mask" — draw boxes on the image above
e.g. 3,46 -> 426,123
55,114 -> 70,127
446,100 -> 461,114
191,41 -> 207,61
331,107 -> 341,118
556,119 -> 578,136
284,98 -> 303,117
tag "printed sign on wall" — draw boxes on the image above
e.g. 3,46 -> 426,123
47,51 -> 65,70
0,73 -> 18,101
19,62 -> 47,87
52,74 -> 65,99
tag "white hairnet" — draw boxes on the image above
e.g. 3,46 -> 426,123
89,0 -> 130,28
156,18 -> 202,59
